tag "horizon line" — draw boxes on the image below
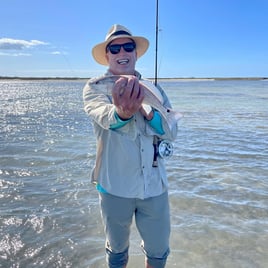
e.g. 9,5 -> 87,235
1,76 -> 267,81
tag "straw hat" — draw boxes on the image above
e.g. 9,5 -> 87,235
92,24 -> 149,65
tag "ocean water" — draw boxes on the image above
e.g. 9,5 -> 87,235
0,79 -> 267,268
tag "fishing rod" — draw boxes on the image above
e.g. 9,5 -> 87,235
154,0 -> 159,86
153,0 -> 159,167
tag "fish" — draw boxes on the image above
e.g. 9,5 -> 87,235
87,75 -> 183,130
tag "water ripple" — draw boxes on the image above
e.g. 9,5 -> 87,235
1,79 -> 268,267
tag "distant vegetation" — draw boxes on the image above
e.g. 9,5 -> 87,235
0,76 -> 267,81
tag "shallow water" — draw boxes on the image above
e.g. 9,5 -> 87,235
0,79 -> 267,267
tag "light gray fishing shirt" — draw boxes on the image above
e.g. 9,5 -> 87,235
83,71 -> 178,199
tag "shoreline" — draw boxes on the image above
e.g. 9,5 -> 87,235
0,76 -> 267,81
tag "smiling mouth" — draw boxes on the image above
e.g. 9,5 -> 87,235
117,59 -> 129,65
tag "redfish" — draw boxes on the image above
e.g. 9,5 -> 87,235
87,75 -> 183,130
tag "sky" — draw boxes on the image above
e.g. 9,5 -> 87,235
1,0 -> 267,78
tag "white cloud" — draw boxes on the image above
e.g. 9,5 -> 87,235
51,51 -> 61,55
51,51 -> 68,55
0,38 -> 48,50
0,52 -> 31,56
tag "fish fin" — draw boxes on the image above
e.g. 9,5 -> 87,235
141,104 -> 152,115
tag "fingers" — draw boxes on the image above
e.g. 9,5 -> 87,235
113,76 -> 144,102
112,76 -> 145,119
131,78 -> 144,101
112,77 -> 126,100
124,77 -> 144,101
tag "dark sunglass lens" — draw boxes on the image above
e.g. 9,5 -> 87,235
123,43 -> 136,52
108,43 -> 136,54
109,44 -> 121,54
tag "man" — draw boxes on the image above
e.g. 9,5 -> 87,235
83,24 -> 178,268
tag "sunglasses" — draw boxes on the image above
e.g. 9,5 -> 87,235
107,42 -> 136,54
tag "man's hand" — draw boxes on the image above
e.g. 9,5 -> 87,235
112,76 -> 144,120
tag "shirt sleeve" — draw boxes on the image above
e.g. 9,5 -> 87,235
147,110 -> 165,135
110,111 -> 133,130
153,84 -> 178,141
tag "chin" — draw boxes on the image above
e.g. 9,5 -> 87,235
109,64 -> 135,75
120,67 -> 136,75
112,69 -> 135,75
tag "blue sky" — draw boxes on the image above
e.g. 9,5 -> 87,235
1,0 -> 267,78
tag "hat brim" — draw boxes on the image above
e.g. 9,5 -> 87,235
92,35 -> 149,65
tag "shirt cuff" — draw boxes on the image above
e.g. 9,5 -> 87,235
96,183 -> 108,193
109,111 -> 133,130
148,110 -> 165,135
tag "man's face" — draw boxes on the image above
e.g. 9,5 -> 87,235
105,38 -> 137,75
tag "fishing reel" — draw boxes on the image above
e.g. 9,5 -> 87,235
157,139 -> 173,158
152,138 -> 173,167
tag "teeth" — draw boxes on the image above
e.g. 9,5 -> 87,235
118,59 -> 129,64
